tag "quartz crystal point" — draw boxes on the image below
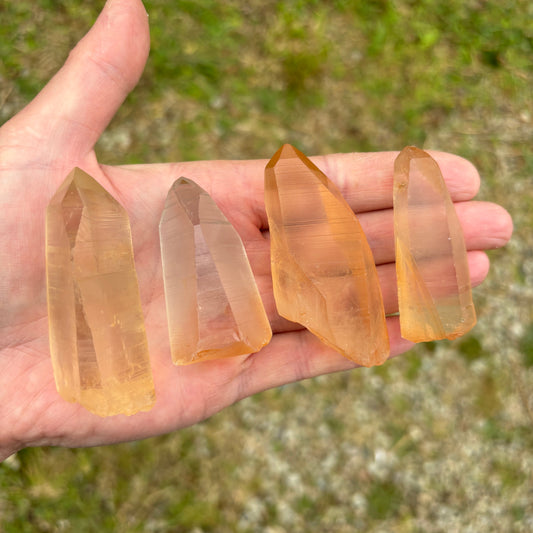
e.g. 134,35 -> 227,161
160,177 -> 272,365
393,146 -> 476,342
265,144 -> 390,367
46,168 -> 155,417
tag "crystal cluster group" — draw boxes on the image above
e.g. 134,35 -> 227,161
46,146 -> 475,417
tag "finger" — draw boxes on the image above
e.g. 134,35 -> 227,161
116,150 -> 481,232
247,198 -> 509,331
222,150 -> 481,229
318,150 -> 481,212
257,200 -> 512,269
6,0 -> 149,163
248,197 -> 509,278
232,316 -> 414,402
262,249 -> 490,334
376,250 -> 490,316
359,200 -> 513,265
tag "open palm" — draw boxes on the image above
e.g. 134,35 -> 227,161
0,0 -> 512,460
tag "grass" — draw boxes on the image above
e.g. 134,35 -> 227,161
1,0 -> 532,531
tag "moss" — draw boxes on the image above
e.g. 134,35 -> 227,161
366,479 -> 404,520
405,351 -> 423,381
519,323 -> 533,368
457,335 -> 487,363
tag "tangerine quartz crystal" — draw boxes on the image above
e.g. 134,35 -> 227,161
159,178 -> 272,365
393,146 -> 476,342
265,144 -> 390,367
46,168 -> 155,417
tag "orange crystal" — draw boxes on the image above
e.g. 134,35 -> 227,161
159,178 -> 272,365
46,168 -> 155,417
265,144 -> 390,367
393,146 -> 476,342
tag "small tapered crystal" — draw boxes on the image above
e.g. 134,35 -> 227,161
393,146 -> 476,342
160,177 -> 272,365
46,168 -> 155,417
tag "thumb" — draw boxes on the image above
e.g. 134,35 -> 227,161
9,0 -> 150,163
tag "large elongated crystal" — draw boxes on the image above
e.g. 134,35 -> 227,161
160,178 -> 272,365
393,146 -> 476,342
265,144 -> 390,367
46,168 -> 155,417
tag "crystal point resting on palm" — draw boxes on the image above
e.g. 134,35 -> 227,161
46,168 -> 155,417
160,177 -> 272,365
393,146 -> 476,342
265,144 -> 390,367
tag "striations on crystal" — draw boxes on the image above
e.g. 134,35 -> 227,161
46,168 -> 155,417
265,144 -> 390,367
160,177 -> 272,365
393,146 -> 476,342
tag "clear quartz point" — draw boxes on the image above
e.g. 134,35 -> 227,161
46,168 -> 155,417
393,146 -> 476,342
159,177 -> 272,365
265,144 -> 389,367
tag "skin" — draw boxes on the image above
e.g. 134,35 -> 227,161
0,0 -> 513,461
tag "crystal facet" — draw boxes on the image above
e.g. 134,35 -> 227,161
46,168 -> 155,417
160,177 -> 272,365
393,146 -> 476,342
265,144 -> 390,367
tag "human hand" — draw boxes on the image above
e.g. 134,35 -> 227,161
0,0 -> 512,461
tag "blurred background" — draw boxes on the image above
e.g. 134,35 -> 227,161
1,0 -> 532,531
